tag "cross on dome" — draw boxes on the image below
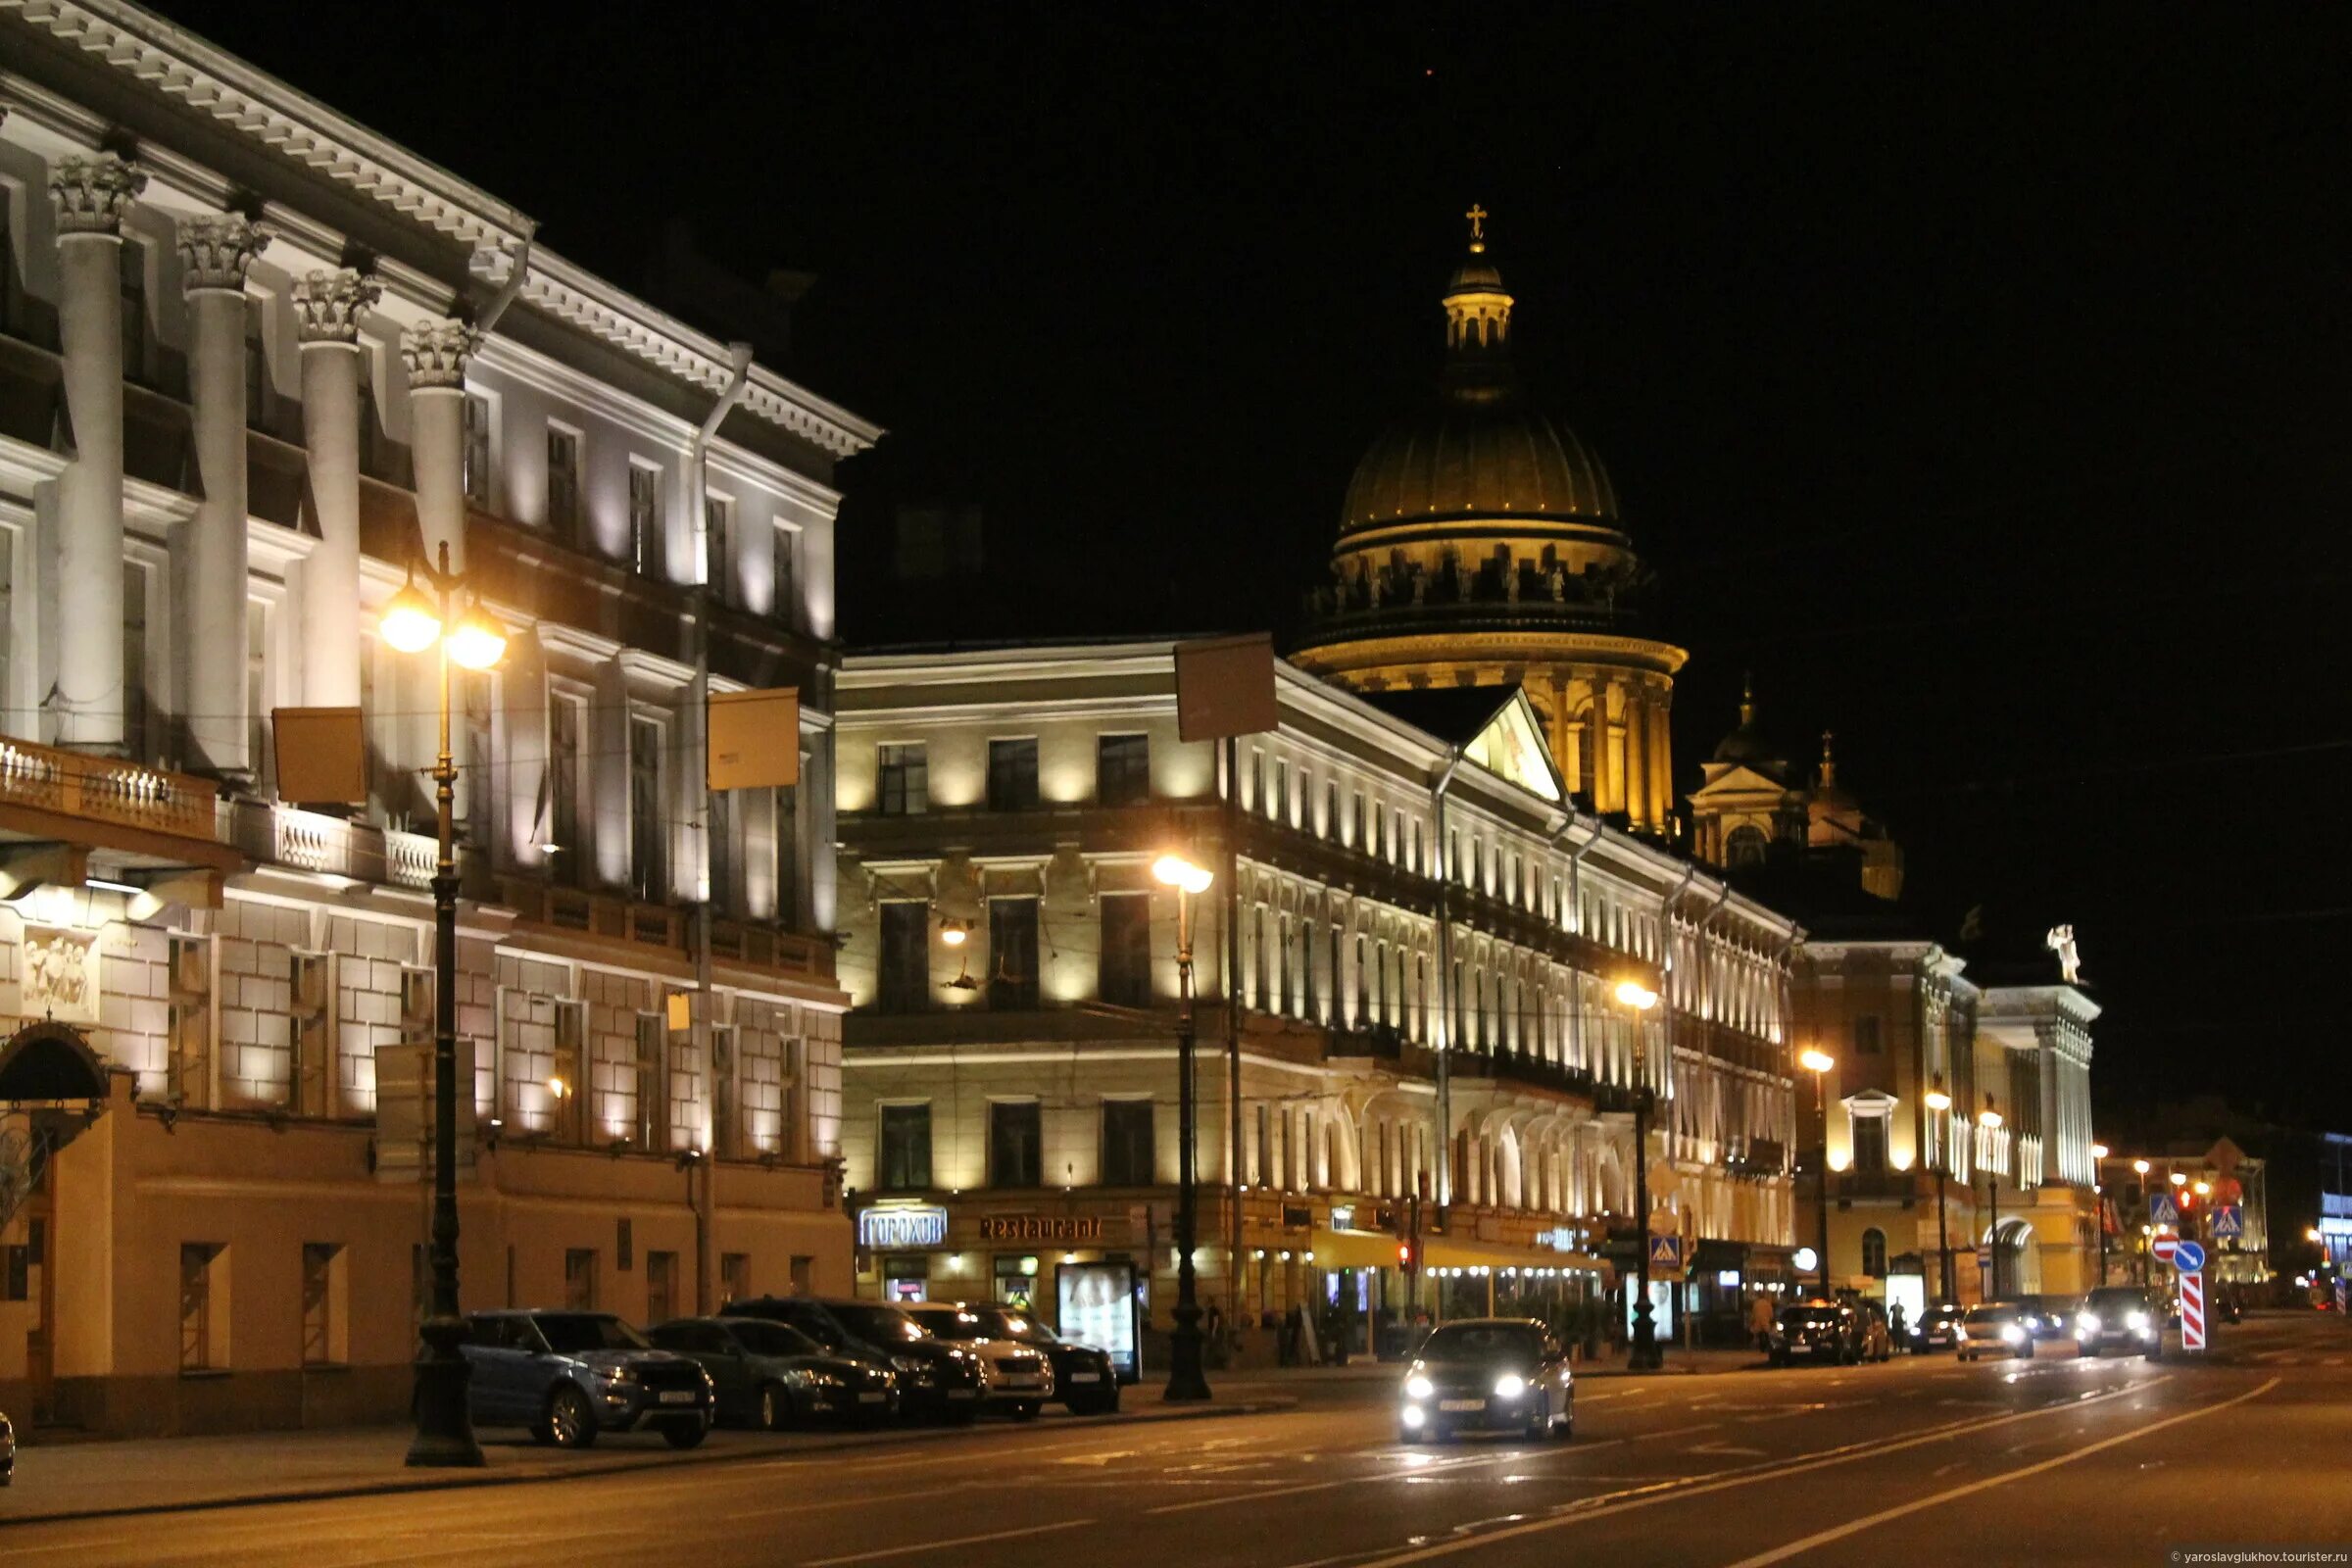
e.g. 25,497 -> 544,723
1465,203 -> 1488,253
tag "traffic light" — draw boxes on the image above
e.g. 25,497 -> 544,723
1397,1241 -> 1415,1271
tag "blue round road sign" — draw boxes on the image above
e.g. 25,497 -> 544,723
2172,1240 -> 2206,1273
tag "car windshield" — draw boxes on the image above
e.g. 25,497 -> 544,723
831,1305 -> 930,1344
531,1314 -> 647,1352
975,1308 -> 1045,1341
1419,1323 -> 1542,1363
1924,1304 -> 1962,1321
1964,1307 -> 2017,1325
2085,1288 -> 2148,1312
729,1320 -> 821,1358
1780,1306 -> 1841,1327
909,1308 -> 991,1342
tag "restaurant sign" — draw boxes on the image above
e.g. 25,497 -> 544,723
858,1204 -> 950,1250
978,1215 -> 1106,1244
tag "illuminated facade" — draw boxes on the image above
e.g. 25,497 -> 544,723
0,0 -> 871,1434
1293,215 -> 1685,835
833,645 -> 1799,1353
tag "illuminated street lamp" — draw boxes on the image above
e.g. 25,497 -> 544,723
2090,1143 -> 2111,1284
1978,1097 -> 2003,1300
1800,1048 -> 1835,1295
1926,1072 -> 1954,1299
1154,852 -> 1215,1401
1614,979 -> 1663,1370
385,540 -> 505,1469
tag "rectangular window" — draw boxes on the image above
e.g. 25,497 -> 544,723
988,898 -> 1040,1009
122,561 -> 150,761
646,1250 -> 678,1326
774,526 -> 798,622
880,1102 -> 934,1189
357,378 -> 383,478
877,903 -> 930,1011
1852,1113 -> 1888,1175
549,694 -> 584,886
243,303 -> 268,427
463,393 -> 492,507
1099,892 -> 1152,1007
179,1242 -> 226,1372
1325,779 -> 1339,839
629,716 -> 664,901
705,495 -> 734,605
877,743 -> 928,816
1096,733 -> 1151,807
564,1248 -> 598,1311
721,1251 -> 753,1305
301,1242 -> 348,1366
546,425 -> 580,540
989,1102 -> 1043,1188
987,738 -> 1040,812
1853,1014 -> 1883,1054
1102,1100 -> 1155,1186
628,462 -> 661,575
119,237 -> 147,382
789,1255 -> 814,1297
1270,759 -> 1288,823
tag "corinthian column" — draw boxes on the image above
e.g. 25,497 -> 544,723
293,269 -> 380,708
401,318 -> 477,570
178,215 -> 270,778
1648,689 -> 1674,832
48,154 -> 146,752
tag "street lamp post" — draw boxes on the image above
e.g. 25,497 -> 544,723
1800,1048 -> 1835,1296
2090,1143 -> 2111,1288
383,540 -> 506,1469
1978,1097 -> 2004,1301
1925,1074 -> 1954,1301
1155,853 -> 1215,1402
1615,980 -> 1662,1371
2133,1160 -> 2152,1286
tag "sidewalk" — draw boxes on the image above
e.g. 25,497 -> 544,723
0,1387 -> 1294,1530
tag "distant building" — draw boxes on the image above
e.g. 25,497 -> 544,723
2322,1133 -> 2351,1273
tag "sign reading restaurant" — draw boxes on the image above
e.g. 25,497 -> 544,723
978,1215 -> 1106,1244
858,1205 -> 950,1250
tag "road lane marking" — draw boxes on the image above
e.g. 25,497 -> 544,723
723,1480 -> 976,1522
1146,1440 -> 1631,1514
801,1516 -> 1095,1566
1345,1379 -> 2159,1566
1719,1376 -> 2281,1568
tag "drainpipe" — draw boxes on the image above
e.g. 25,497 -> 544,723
688,342 -> 756,1315
473,229 -> 536,333
1430,749 -> 1467,1211
1566,817 -> 1601,1077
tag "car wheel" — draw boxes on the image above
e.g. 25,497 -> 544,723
2145,1344 -> 2162,1362
759,1382 -> 794,1432
1553,1408 -> 1574,1442
1010,1400 -> 1042,1422
2020,1342 -> 2035,1359
542,1385 -> 598,1449
662,1418 -> 708,1449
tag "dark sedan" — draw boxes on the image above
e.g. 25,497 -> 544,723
721,1297 -> 986,1423
2075,1286 -> 2164,1360
649,1315 -> 898,1430
1767,1300 -> 1863,1366
1909,1301 -> 1964,1352
978,1304 -> 1121,1415
1396,1318 -> 1573,1443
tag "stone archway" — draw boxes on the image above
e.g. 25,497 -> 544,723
1984,1216 -> 2041,1297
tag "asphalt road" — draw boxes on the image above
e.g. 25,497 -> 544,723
11,1313 -> 2351,1567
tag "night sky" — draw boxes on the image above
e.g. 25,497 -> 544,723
170,4 -> 2351,1130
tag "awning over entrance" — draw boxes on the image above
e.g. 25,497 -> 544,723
1423,1235 -> 1612,1278
1310,1228 -> 1402,1270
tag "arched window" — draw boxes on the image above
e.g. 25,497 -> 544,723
1726,824 -> 1769,868
1861,1227 -> 1888,1278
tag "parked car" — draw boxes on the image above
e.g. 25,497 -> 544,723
1767,1300 -> 1864,1366
902,1302 -> 1056,1419
1396,1317 -> 1573,1444
648,1315 -> 898,1430
1909,1301 -> 1964,1353
1855,1301 -> 1894,1362
1956,1303 -> 2035,1361
460,1309 -> 713,1449
2014,1295 -> 2078,1342
2075,1286 -> 2164,1360
0,1406 -> 14,1485
721,1298 -> 985,1422
941,1302 -> 1120,1415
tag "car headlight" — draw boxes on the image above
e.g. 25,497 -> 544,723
1999,1324 -> 2023,1345
599,1365 -> 638,1385
1403,1374 -> 1434,1400
2126,1310 -> 2150,1332
1494,1373 -> 1526,1398
1400,1404 -> 1426,1428
2078,1313 -> 2100,1335
891,1354 -> 931,1376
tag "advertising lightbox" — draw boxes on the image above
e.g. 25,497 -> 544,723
1056,1260 -> 1142,1385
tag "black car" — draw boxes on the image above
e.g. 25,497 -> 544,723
720,1298 -> 985,1423
967,1303 -> 1122,1416
2075,1286 -> 2164,1360
2013,1295 -> 2077,1342
1396,1318 -> 1573,1444
649,1315 -> 899,1430
1909,1301 -> 1965,1353
1767,1300 -> 1863,1366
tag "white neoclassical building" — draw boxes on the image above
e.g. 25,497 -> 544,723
0,1 -> 874,1434
833,644 -> 1800,1356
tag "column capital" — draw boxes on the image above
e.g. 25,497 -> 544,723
292,268 -> 382,346
400,317 -> 477,391
49,153 -> 146,238
177,214 -> 271,294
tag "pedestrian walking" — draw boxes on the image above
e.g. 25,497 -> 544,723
1888,1300 -> 1908,1351
1748,1291 -> 1777,1353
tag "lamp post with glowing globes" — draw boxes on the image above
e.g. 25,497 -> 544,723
1978,1097 -> 2004,1301
1925,1074 -> 1954,1300
1615,979 -> 1663,1370
383,540 -> 506,1469
1800,1047 -> 1835,1295
2090,1143 -> 2111,1286
2133,1159 -> 2152,1284
1155,853 -> 1215,1401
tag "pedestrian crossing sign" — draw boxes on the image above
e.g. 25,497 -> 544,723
2149,1193 -> 2180,1227
1648,1235 -> 1683,1270
2212,1204 -> 2244,1241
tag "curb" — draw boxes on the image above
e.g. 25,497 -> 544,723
0,1396 -> 1298,1530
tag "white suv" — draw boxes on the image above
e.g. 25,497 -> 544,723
904,1302 -> 1057,1420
